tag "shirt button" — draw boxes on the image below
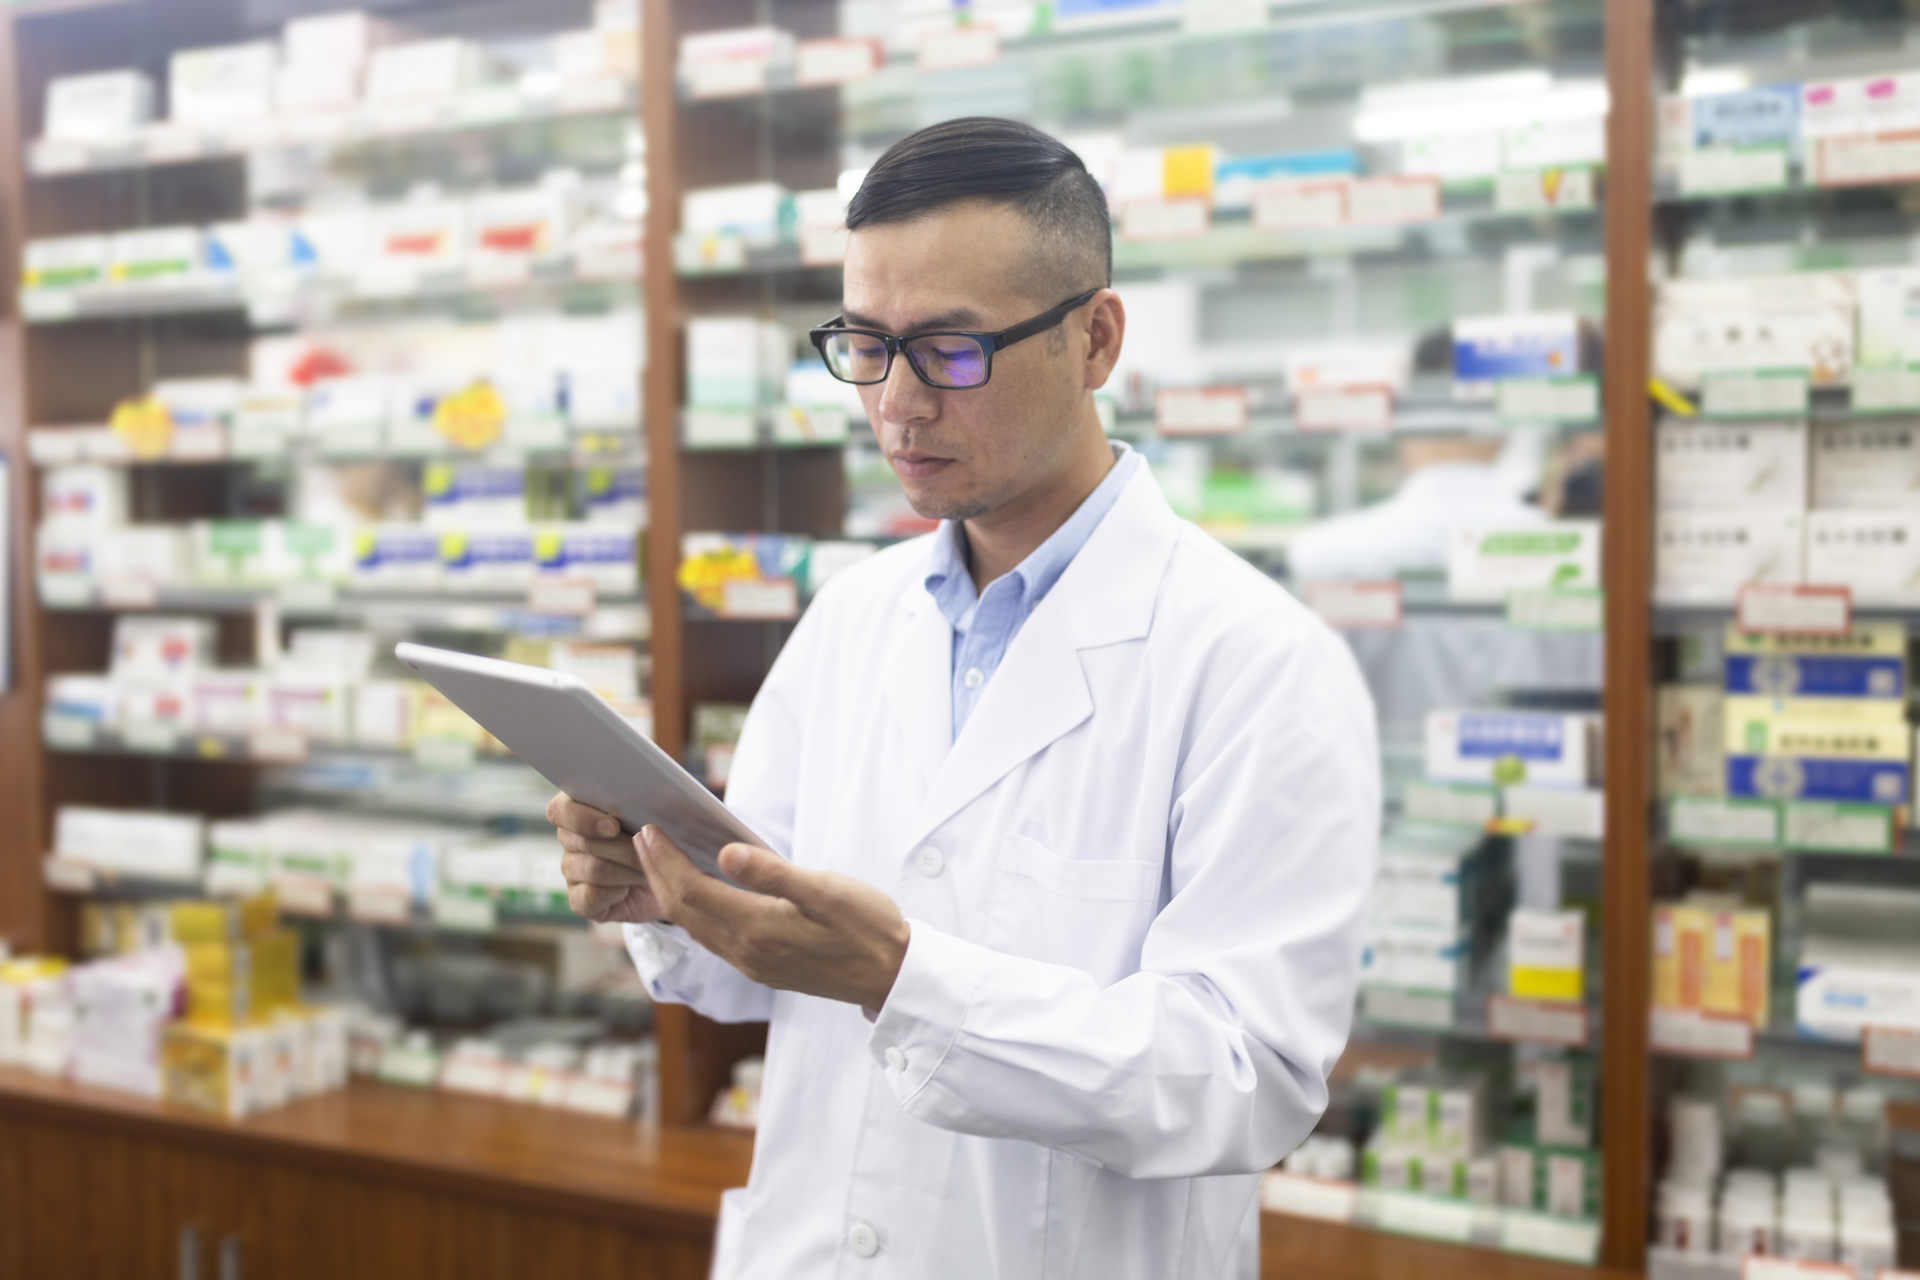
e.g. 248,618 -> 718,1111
884,1046 -> 905,1071
963,666 -> 984,689
915,847 -> 944,878
848,1222 -> 879,1258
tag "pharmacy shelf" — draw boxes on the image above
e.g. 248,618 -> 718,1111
24,431 -> 644,470
25,79 -> 638,179
18,257 -> 639,327
36,584 -> 647,635
1653,605 -> 1920,635
259,751 -> 557,825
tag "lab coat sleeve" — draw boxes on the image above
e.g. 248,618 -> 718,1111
621,592 -> 824,1024
867,619 -> 1380,1178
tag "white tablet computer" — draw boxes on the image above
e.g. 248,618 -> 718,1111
394,642 -> 763,881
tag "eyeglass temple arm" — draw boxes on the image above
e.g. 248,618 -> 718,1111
989,288 -> 1103,351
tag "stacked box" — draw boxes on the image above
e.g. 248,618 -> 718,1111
1651,902 -> 1771,1026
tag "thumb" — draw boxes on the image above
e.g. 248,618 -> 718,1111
718,843 -> 808,903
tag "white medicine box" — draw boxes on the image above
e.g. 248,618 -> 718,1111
1805,511 -> 1920,607
44,71 -> 154,142
1811,421 -> 1920,510
169,42 -> 278,124
1425,711 -> 1598,788
1655,420 -> 1807,512
1654,511 -> 1805,606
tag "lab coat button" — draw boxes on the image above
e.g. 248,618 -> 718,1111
915,847 -> 944,878
963,666 -> 984,689
884,1046 -> 905,1071
848,1222 -> 879,1257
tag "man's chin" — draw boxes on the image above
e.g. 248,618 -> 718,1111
904,487 -> 990,523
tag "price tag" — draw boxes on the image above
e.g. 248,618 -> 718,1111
1183,0 -> 1269,34
685,57 -> 768,98
1498,376 -> 1599,423
1260,1172 -> 1357,1223
1816,131 -> 1920,187
1850,365 -> 1920,412
1375,1190 -> 1474,1242
795,37 -> 882,85
1782,802 -> 1894,853
431,891 -> 497,933
273,874 -> 335,918
1251,179 -> 1347,231
1155,386 -> 1248,436
1295,385 -> 1392,432
1305,581 -> 1402,630
1862,1025 -> 1920,1079
38,577 -> 92,608
528,576 -> 598,616
721,577 -> 801,620
98,576 -> 160,609
1702,369 -> 1810,418
916,24 -> 999,71
346,887 -> 411,925
375,1044 -> 442,1087
30,142 -> 89,175
370,101 -> 446,135
414,738 -> 478,771
1500,1213 -> 1599,1264
1361,986 -> 1454,1031
1669,796 -> 1780,846
673,232 -> 747,274
1404,780 -> 1499,827
1650,1006 -> 1755,1059
42,714 -> 96,750
467,256 -> 533,288
1678,146 -> 1790,196
122,722 -> 180,755
1120,197 -> 1209,242
1347,177 -> 1441,225
42,857 -> 98,894
277,580 -> 337,614
1486,995 -> 1591,1047
1737,583 -> 1851,635
1744,1259 -> 1854,1280
1495,166 -> 1597,213
1507,586 -> 1603,632
555,78 -> 627,113
280,112 -> 348,144
1502,787 -> 1605,840
438,1054 -> 508,1097
562,1076 -> 636,1117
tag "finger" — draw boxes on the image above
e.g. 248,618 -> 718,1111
546,794 -> 622,839
638,826 -> 754,929
568,882 -> 631,921
717,843 -> 821,910
556,829 -> 644,868
560,851 -> 650,888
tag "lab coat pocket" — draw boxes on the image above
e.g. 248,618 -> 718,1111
990,834 -> 1160,985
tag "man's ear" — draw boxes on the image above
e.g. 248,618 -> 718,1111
1084,289 -> 1126,390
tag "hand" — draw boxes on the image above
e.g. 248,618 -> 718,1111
548,793 -> 665,925
637,825 -> 910,1011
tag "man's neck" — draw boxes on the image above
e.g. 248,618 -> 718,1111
961,423 -> 1117,592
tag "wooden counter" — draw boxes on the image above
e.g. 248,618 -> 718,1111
0,1066 -> 1645,1279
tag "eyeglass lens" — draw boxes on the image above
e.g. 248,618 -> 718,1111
819,331 -> 992,389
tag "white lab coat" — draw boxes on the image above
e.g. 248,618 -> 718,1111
626,466 -> 1380,1280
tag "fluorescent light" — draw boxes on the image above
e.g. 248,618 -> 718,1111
1679,68 -> 1750,99
1353,75 -> 1608,143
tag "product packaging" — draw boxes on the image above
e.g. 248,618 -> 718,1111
1654,512 -> 1805,605
44,71 -> 154,142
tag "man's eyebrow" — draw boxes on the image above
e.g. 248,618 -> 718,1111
842,306 -> 985,333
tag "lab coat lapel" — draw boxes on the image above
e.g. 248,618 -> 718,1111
882,588 -> 954,786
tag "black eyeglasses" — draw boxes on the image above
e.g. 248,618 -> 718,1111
809,288 -> 1102,390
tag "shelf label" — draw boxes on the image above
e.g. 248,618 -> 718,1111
122,722 -> 180,755
431,891 -> 497,933
1737,583 -> 1851,636
1500,1211 -> 1600,1264
438,1054 -> 508,1097
1495,166 -> 1596,213
280,112 -> 349,144
1404,780 -> 1499,827
346,886 -> 411,925
555,78 -> 626,114
1502,787 -> 1604,840
1251,179 -> 1347,232
370,101 -> 447,135
1679,146 -> 1790,196
141,127 -> 205,164
721,577 -> 800,620
1507,586 -> 1603,632
1782,802 -> 1894,853
1376,1190 -> 1474,1242
1120,197 -> 1209,242
1849,364 -> 1920,413
1702,368 -> 1809,418
1498,375 -> 1598,423
1816,130 -> 1920,187
31,142 -> 89,175
1305,581 -> 1402,630
562,1076 -> 636,1117
247,728 -> 308,763
1862,1025 -> 1920,1079
1487,994 -> 1591,1047
39,576 -> 92,608
43,857 -> 97,894
916,24 -> 999,71
795,37 -> 882,85
1260,1172 -> 1357,1223
528,576 -> 597,616
1155,386 -> 1248,436
277,579 -> 337,614
42,713 -> 97,750
272,874 -> 335,918
375,1044 -> 442,1088
1650,1006 -> 1755,1059
21,290 -> 79,323
414,738 -> 478,771
99,576 -> 160,609
1347,176 -> 1441,225
1295,385 -> 1392,432
1669,796 -> 1780,846
1744,1259 -> 1854,1280
1361,985 -> 1454,1031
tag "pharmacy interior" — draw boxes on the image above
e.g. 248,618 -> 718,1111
0,0 -> 1918,1275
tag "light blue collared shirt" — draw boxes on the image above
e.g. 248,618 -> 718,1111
924,442 -> 1141,741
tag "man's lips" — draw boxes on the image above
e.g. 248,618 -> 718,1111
892,452 -> 955,481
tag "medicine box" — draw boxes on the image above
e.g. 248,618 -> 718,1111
44,71 -> 154,142
1702,909 -> 1770,1026
189,671 -> 258,735
1805,510 -> 1920,607
1797,958 -> 1920,1042
1855,267 -> 1920,368
1360,924 -> 1469,992
42,465 -> 127,527
1657,686 -> 1725,798
23,235 -> 108,289
365,39 -> 492,105
439,528 -> 535,589
1447,522 -> 1601,604
108,226 -> 204,283
1654,511 -> 1804,605
1724,621 -> 1906,702
54,807 -> 205,882
1655,420 -> 1807,511
1452,313 -> 1597,389
1652,273 -> 1856,389
111,615 -> 212,678
532,523 -> 638,592
306,377 -> 392,454
1811,421 -> 1920,510
1509,908 -> 1585,1002
169,42 -> 278,124
350,525 -> 443,591
423,462 -> 527,528
283,10 -> 400,67
686,317 -> 791,408
350,681 -> 417,750
1425,711 -> 1598,788
1534,1055 -> 1594,1148
274,62 -> 360,114
681,182 -> 793,244
1727,753 -> 1908,807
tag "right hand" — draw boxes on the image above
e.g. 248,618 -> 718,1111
547,793 -> 666,925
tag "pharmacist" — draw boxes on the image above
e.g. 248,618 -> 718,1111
550,117 -> 1380,1280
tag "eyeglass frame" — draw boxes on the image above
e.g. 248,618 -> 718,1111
808,287 -> 1104,390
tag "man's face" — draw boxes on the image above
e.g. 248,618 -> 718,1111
841,201 -> 1098,522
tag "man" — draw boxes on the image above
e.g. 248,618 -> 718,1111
550,117 -> 1379,1279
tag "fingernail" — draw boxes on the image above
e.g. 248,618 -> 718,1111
597,818 -> 619,838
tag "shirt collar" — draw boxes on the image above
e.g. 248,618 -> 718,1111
923,441 -> 1139,625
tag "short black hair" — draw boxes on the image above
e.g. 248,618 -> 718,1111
845,117 -> 1111,305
